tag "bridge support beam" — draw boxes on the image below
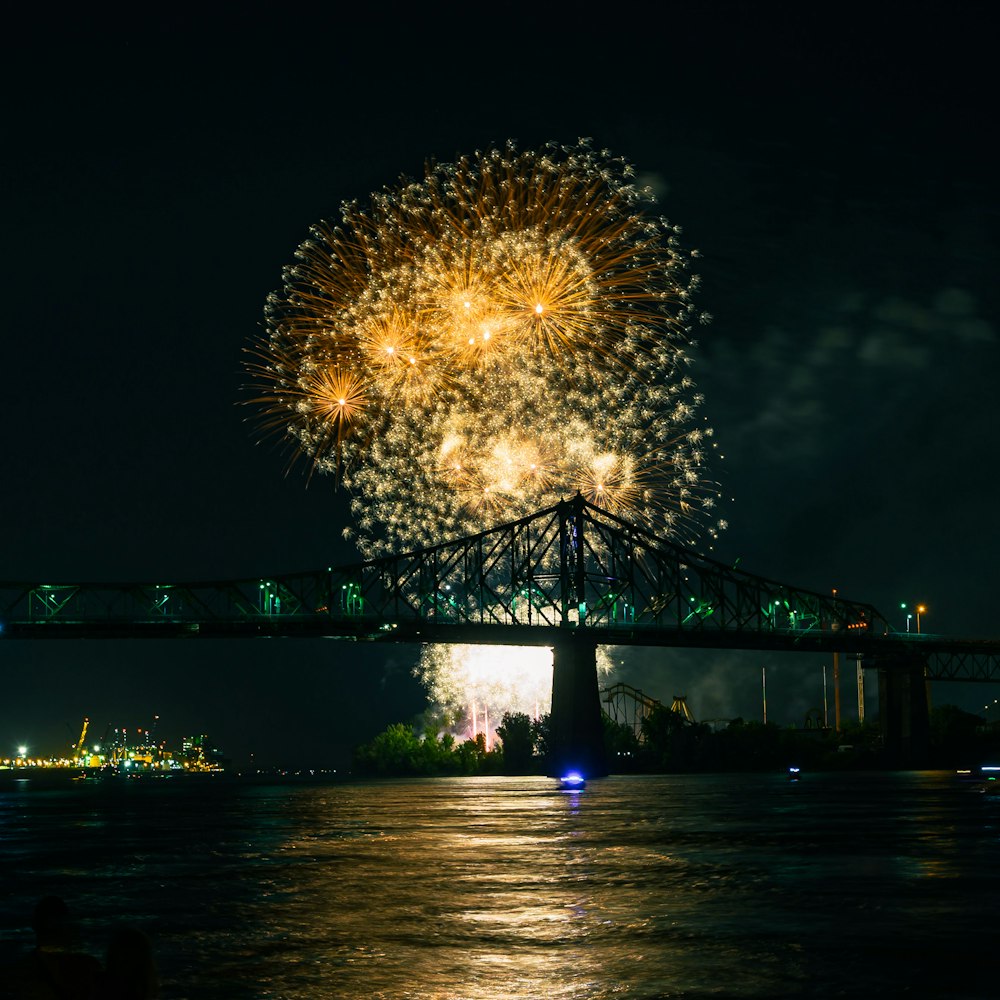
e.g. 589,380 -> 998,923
877,656 -> 931,768
549,637 -> 608,779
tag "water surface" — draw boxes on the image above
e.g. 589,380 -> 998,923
2,771 -> 996,998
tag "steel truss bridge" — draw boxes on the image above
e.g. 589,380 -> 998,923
3,495 -> 999,772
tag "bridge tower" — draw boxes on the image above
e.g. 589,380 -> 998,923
546,492 -> 610,779
549,637 -> 609,779
875,652 -> 931,767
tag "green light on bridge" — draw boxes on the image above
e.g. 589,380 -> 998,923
341,583 -> 364,615
683,597 -> 715,624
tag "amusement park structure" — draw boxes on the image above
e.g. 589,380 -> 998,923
602,683 -> 696,741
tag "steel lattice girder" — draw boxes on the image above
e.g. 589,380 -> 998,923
7,497 -> 1000,688
0,497 -> 887,637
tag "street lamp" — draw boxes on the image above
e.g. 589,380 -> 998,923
901,602 -> 926,633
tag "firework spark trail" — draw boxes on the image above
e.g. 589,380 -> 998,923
248,140 -> 726,735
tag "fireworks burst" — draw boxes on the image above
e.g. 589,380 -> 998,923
247,138 -> 724,556
417,644 -> 615,746
248,140 -> 726,734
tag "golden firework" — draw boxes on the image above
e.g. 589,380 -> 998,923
247,139 -> 725,555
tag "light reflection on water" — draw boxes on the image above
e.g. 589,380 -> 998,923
2,772 -> 999,998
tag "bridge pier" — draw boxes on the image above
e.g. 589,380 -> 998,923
549,637 -> 608,779
877,655 -> 931,768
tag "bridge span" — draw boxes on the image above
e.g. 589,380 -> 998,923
3,495 -> 999,773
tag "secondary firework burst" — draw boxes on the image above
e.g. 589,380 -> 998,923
247,138 -> 724,557
417,644 -> 615,747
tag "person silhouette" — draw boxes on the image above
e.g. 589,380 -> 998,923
91,927 -> 159,1000
1,895 -> 102,999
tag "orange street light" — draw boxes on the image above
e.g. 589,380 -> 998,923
916,604 -> 927,634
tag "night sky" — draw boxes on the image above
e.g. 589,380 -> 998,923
2,4 -> 997,768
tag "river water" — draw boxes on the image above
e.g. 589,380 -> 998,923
1,771 -> 996,999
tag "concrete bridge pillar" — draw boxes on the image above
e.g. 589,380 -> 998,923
549,637 -> 608,778
877,656 -> 931,768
